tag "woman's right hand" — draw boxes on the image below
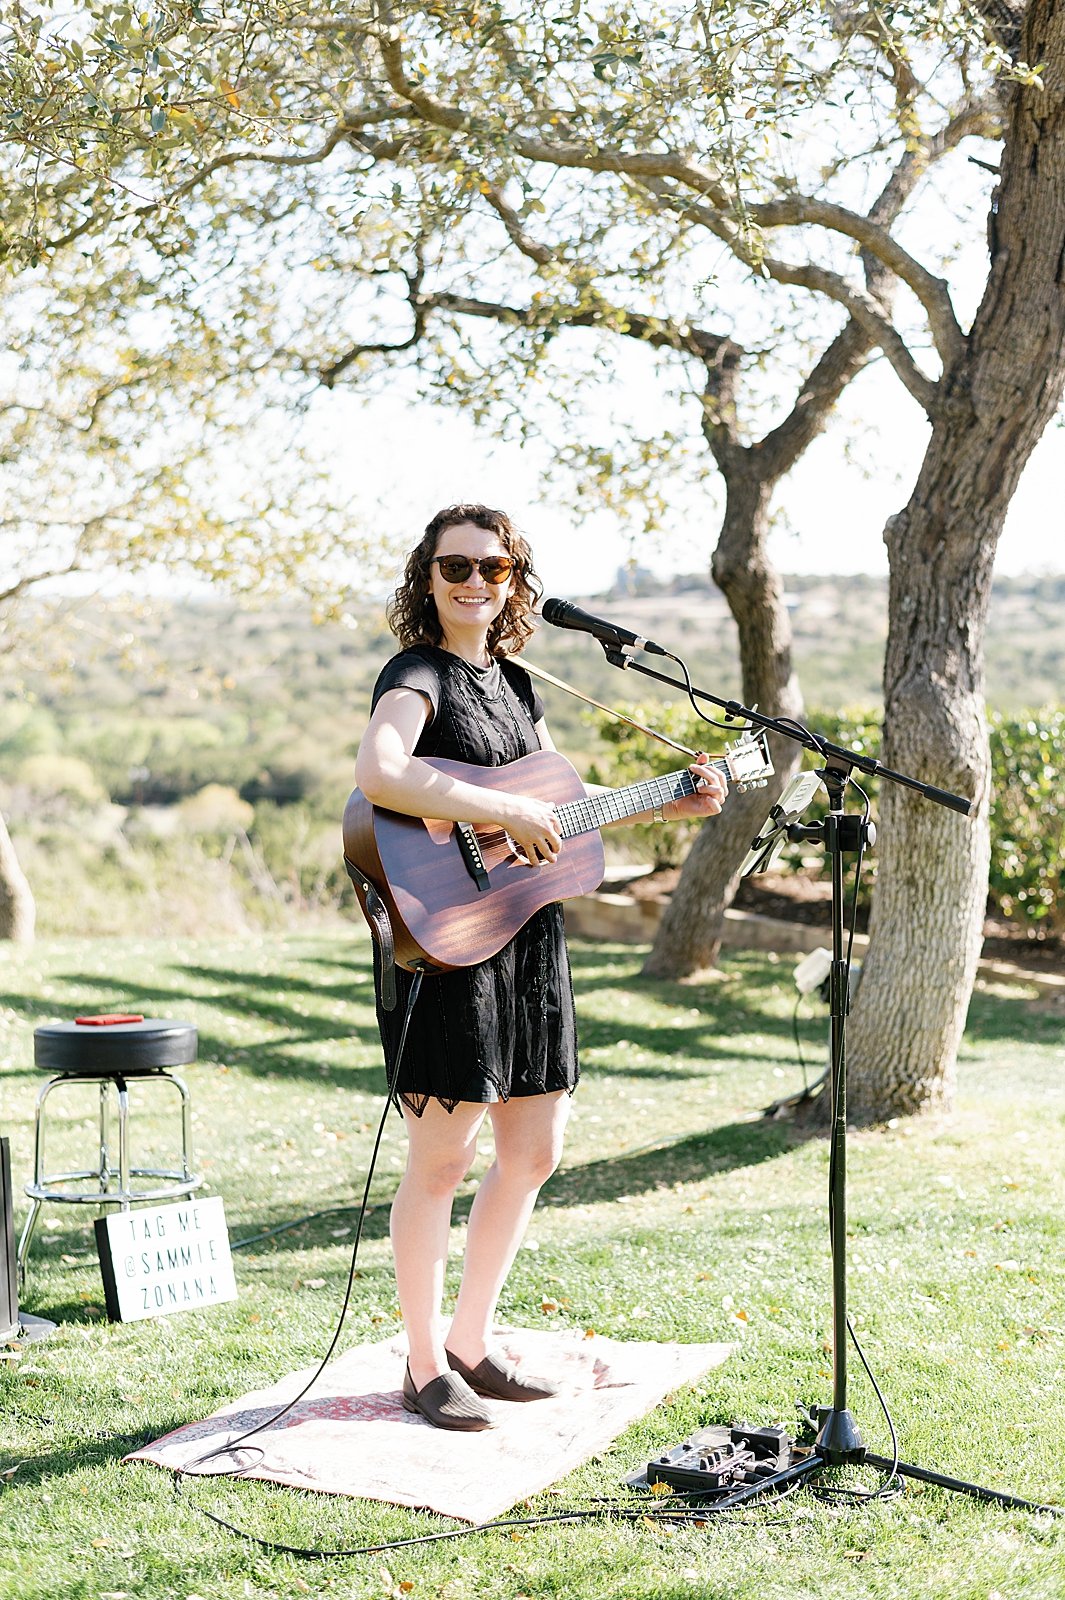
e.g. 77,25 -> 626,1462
498,794 -> 562,867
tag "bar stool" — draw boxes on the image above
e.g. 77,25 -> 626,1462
18,1015 -> 201,1286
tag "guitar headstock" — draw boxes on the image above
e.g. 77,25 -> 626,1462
721,730 -> 774,791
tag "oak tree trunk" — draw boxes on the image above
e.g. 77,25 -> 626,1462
0,811 -> 35,943
847,1 -> 1065,1120
642,473 -> 804,978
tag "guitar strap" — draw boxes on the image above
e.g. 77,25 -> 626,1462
344,858 -> 398,1012
520,657 -> 697,757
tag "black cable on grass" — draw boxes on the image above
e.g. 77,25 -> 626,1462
187,1479 -> 810,1561
173,762 -> 910,1556
176,970 -> 424,1489
231,1202 -> 388,1253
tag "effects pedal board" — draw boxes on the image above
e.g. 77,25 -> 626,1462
645,1422 -> 800,1492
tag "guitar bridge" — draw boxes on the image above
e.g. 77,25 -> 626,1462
455,822 -> 491,892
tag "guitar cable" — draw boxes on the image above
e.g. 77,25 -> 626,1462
174,967 -> 425,1493
170,940 -> 816,1558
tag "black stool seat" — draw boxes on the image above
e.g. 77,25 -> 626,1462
33,1019 -> 198,1076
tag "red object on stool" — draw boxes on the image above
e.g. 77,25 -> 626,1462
74,1014 -> 145,1026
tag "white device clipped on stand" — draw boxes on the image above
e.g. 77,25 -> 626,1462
740,770 -> 826,877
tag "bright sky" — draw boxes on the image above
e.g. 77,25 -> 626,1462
310,364 -> 1064,600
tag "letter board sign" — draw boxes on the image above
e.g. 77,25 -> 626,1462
95,1196 -> 237,1322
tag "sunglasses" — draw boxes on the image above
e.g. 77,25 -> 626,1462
431,555 -> 515,585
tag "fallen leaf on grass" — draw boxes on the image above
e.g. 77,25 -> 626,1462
583,1328 -> 595,1339
843,1551 -> 871,1561
399,1585 -> 414,1594
304,1278 -> 326,1290
293,1579 -> 311,1594
91,1537 -> 111,1549
541,1299 -> 558,1313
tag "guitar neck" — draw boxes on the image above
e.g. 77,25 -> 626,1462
555,762 -> 721,841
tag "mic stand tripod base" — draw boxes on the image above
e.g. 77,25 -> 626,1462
814,1406 -> 866,1466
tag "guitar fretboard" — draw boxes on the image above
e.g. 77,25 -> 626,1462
555,766 -> 707,840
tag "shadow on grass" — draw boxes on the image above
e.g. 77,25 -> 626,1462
5,976 -> 389,1093
965,992 -> 1065,1043
0,1422 -> 190,1485
211,1115 -> 803,1262
538,1116 -> 802,1208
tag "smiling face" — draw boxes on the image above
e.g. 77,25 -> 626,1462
429,521 -> 515,657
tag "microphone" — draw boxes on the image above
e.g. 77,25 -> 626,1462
540,598 -> 668,657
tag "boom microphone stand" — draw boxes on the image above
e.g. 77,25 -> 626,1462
571,628 -> 1061,1517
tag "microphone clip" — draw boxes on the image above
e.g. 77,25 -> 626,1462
599,640 -> 639,671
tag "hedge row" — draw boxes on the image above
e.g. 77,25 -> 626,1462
590,703 -> 1065,932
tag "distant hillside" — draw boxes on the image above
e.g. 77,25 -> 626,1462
2,571 -> 1057,807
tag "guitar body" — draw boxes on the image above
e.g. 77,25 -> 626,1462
343,751 -> 606,973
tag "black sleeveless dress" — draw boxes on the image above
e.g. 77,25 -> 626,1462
369,644 -> 580,1115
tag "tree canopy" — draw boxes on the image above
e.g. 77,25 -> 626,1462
6,0 -> 1065,1127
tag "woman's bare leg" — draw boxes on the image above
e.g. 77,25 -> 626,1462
390,1098 -> 487,1392
446,1091 -> 570,1368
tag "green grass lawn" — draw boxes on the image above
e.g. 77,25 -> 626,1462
1,931 -> 1064,1599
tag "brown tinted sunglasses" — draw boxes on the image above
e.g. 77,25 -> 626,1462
431,555 -> 515,584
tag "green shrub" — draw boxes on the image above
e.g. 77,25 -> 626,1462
586,701 -> 736,869
987,709 -> 1065,931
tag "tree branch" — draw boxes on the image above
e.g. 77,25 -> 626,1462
0,562 -> 83,606
319,269 -> 428,386
372,18 -> 731,206
748,195 -> 965,369
146,111 -> 404,211
417,291 -> 734,362
759,254 -> 940,413
481,185 -> 554,265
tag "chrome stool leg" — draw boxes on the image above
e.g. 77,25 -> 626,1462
16,1200 -> 42,1293
117,1075 -> 131,1209
20,1069 -> 203,1286
18,1075 -> 61,1289
164,1073 -> 197,1185
99,1078 -> 111,1194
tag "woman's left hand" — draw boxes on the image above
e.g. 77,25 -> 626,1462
667,754 -> 727,819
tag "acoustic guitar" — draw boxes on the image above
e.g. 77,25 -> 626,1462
343,734 -> 773,974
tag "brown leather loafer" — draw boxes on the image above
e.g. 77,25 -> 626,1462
445,1347 -> 561,1403
401,1362 -> 496,1431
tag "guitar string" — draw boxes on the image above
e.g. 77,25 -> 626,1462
556,767 -> 700,840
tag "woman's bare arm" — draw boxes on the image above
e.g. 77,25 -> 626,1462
356,689 -> 562,863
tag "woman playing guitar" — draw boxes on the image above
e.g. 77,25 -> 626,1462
354,505 -> 727,1431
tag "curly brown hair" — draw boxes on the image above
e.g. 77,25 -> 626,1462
386,504 -> 542,658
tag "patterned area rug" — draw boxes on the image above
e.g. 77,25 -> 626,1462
126,1328 -> 732,1522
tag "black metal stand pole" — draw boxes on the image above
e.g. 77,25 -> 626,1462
812,763 -> 866,1463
